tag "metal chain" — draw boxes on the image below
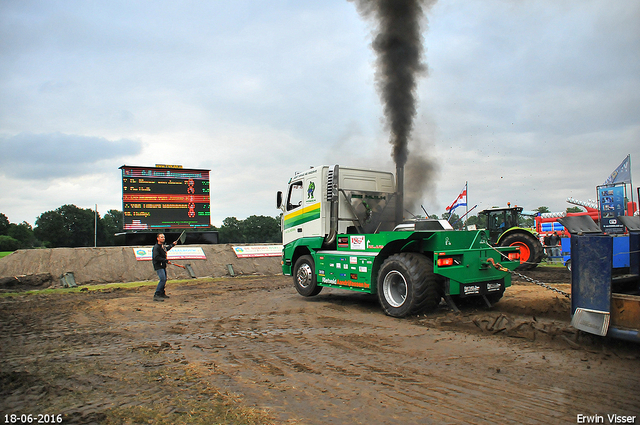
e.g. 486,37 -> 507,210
506,268 -> 571,299
483,242 -> 571,299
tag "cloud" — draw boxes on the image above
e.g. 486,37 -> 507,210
0,1 -> 638,228
0,132 -> 142,180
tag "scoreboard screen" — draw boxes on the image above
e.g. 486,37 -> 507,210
120,165 -> 211,230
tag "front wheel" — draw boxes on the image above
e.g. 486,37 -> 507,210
377,253 -> 441,318
293,255 -> 322,297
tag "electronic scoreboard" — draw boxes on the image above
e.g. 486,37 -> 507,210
120,164 -> 210,230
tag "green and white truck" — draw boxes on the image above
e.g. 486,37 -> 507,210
277,165 -> 521,317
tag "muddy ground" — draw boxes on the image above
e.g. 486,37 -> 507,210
1,268 -> 639,424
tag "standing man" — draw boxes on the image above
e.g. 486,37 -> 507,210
152,233 -> 177,302
549,231 -> 561,263
543,233 -> 552,261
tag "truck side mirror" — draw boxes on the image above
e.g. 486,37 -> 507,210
276,191 -> 283,209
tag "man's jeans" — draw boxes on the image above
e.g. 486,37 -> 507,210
155,268 -> 167,295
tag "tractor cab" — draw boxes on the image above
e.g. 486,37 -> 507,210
478,205 -> 523,245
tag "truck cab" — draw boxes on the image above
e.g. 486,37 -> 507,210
278,165 -> 397,247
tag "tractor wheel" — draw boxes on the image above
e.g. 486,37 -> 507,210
377,253 -> 441,318
500,232 -> 543,271
293,255 -> 322,297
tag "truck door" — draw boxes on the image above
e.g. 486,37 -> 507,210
282,176 -> 322,245
283,180 -> 304,246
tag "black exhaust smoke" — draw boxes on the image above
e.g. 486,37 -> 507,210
351,0 -> 437,224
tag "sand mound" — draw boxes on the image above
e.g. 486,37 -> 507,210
0,244 -> 282,289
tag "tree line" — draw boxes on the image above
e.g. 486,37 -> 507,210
0,204 -> 583,251
0,206 -> 123,250
0,205 -> 282,251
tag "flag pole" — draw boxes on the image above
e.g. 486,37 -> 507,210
465,181 -> 468,228
629,154 -> 634,213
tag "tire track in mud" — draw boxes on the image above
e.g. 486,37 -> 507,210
168,286 -> 639,424
1,277 -> 639,424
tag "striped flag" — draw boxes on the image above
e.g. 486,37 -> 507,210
446,184 -> 467,214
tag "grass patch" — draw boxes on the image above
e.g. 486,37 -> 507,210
86,356 -> 276,424
0,280 -> 157,298
0,251 -> 13,259
538,262 -> 567,268
103,389 -> 275,425
0,276 -> 254,298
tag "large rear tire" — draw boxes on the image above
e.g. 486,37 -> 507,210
293,255 -> 322,297
500,232 -> 543,271
377,253 -> 441,318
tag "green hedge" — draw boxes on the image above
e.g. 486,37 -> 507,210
0,236 -> 19,252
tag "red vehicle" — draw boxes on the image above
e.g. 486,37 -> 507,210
534,198 -> 599,237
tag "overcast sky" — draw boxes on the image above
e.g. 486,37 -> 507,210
1,0 -> 638,228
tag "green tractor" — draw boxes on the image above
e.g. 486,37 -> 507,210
477,205 -> 544,270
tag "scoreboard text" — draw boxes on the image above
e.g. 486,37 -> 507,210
120,165 -> 211,230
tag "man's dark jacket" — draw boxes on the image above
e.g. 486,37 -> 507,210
152,243 -> 174,271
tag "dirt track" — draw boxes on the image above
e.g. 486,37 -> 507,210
1,269 -> 639,424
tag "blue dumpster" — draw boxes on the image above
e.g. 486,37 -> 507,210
559,215 -> 640,342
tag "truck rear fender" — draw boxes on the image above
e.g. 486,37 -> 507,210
370,238 -> 433,294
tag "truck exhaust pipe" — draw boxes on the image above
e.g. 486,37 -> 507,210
324,165 -> 339,247
396,165 -> 404,226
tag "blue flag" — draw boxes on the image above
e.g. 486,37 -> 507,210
604,154 -> 631,185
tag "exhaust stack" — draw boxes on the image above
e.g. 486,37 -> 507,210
324,165 -> 339,247
396,165 -> 404,225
